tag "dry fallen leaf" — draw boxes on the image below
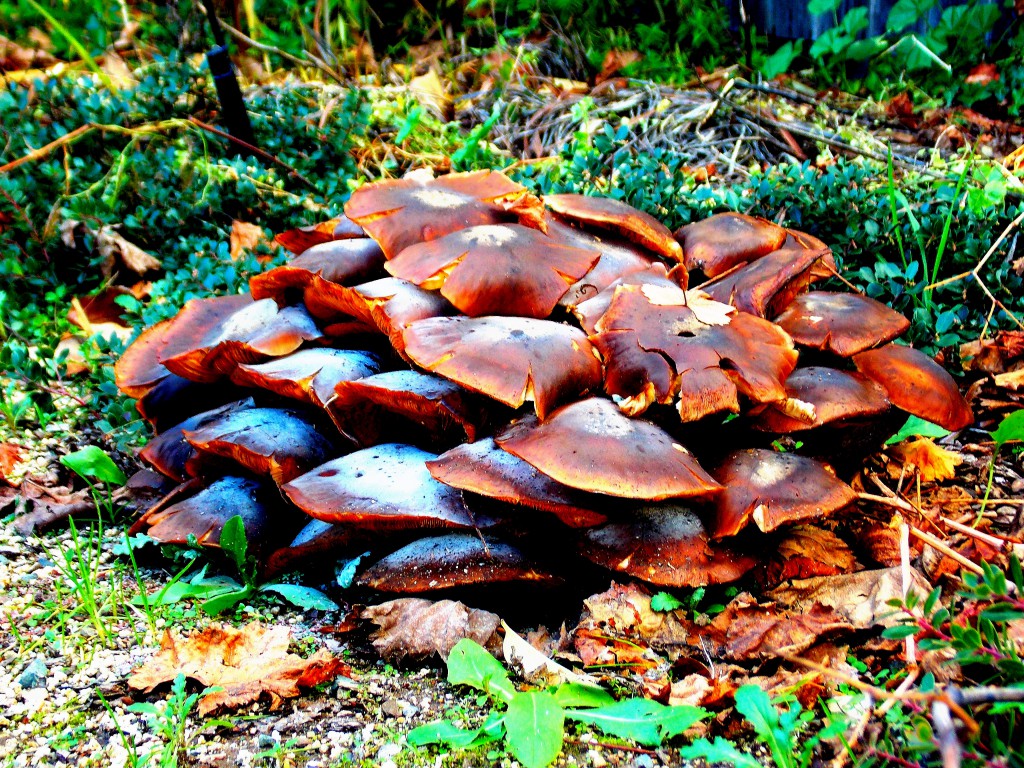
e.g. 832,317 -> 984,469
596,49 -> 642,83
761,525 -> 857,585
0,443 -> 24,486
61,220 -> 161,278
361,598 -> 501,662
0,33 -> 57,70
889,437 -> 962,482
502,620 -> 599,688
230,220 -> 268,262
128,623 -> 351,715
767,566 -> 930,629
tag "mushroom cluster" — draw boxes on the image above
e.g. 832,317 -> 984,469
115,170 -> 973,593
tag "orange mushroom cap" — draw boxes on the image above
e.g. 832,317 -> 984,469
676,212 -> 788,277
543,193 -> 683,262
750,367 -> 891,433
403,316 -> 602,419
250,239 -> 386,304
854,344 -> 973,431
231,348 -> 381,407
273,214 -> 365,255
701,245 -> 825,318
115,318 -> 175,398
344,170 -> 526,259
496,397 -> 723,500
578,504 -> 759,586
709,449 -> 858,538
183,407 -> 342,485
571,263 -> 681,335
139,398 -> 255,482
159,296 -> 322,383
427,438 -> 610,528
281,443 -> 482,531
593,284 -> 797,420
774,292 -> 911,357
385,223 -> 599,318
359,533 -> 561,592
330,369 -> 489,447
130,476 -> 296,553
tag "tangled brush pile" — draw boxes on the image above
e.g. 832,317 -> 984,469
115,170 -> 972,594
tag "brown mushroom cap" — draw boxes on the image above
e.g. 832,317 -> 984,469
273,215 -> 365,255
496,397 -> 723,500
385,223 -> 599,318
426,438 -> 610,528
593,284 -> 798,420
676,212 -> 788,277
854,344 -> 973,431
545,219 -> 658,310
571,263 -> 681,335
330,370 -> 489,446
130,476 -> 294,552
159,296 -> 322,383
781,230 -> 837,281
281,443 -> 482,531
402,316 -> 602,419
344,170 -> 526,259
578,504 -> 759,586
140,399 -> 256,482
302,277 -> 454,356
115,318 -> 175,398
773,292 -> 911,357
231,348 -> 382,406
709,449 -> 858,538
543,193 -> 683,262
183,407 -> 342,485
701,245 -> 825,318
358,533 -> 561,592
750,367 -> 891,433
250,239 -> 386,304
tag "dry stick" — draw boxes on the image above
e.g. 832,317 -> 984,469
187,117 -> 318,191
940,516 -> 1008,551
931,699 -> 963,768
926,209 -> 1024,330
899,522 -> 917,666
876,669 -> 920,716
858,491 -> 917,514
564,739 -> 656,756
0,124 -> 94,175
908,526 -> 985,575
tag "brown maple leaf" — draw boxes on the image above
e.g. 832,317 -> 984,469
128,623 -> 352,715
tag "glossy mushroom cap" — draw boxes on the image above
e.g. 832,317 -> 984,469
281,443 -> 482,531
702,245 -> 825,318
273,214 -> 365,255
231,348 -> 382,407
140,398 -> 255,482
710,449 -> 858,537
750,367 -> 891,433
183,407 -> 341,485
579,504 -> 760,586
427,438 -> 609,528
403,316 -> 602,419
496,397 -> 723,500
854,344 -> 973,431
359,533 -> 561,592
676,212 -> 788,277
385,223 -> 599,318
250,238 -> 386,304
593,283 -> 797,420
344,170 -> 526,259
774,292 -> 910,356
543,193 -> 683,261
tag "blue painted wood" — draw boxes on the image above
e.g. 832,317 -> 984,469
722,0 -> 1000,39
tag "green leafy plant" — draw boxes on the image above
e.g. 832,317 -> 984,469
683,684 -> 845,768
978,408 -> 1024,519
408,639 -> 707,768
127,673 -> 230,768
139,515 -> 338,616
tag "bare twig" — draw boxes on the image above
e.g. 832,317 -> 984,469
187,117 -> 318,190
0,124 -> 95,175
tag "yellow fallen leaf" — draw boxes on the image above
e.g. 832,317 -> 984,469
890,437 -> 962,482
230,220 -> 268,261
